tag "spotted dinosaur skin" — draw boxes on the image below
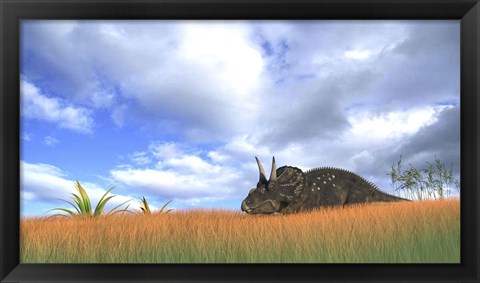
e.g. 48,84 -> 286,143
241,157 -> 410,215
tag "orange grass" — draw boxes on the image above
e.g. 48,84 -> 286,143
20,198 -> 459,263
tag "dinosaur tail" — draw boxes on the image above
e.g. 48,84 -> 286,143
374,190 -> 411,202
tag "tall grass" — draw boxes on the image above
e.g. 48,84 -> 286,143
388,155 -> 459,200
21,199 -> 459,263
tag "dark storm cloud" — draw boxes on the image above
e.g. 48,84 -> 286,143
255,21 -> 460,116
256,59 -> 378,148
391,106 -> 460,171
353,106 -> 460,184
254,21 -> 459,150
258,84 -> 350,147
365,21 -> 460,112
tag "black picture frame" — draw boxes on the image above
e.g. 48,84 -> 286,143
1,0 -> 479,282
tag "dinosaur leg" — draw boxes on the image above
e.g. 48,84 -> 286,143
341,192 -> 349,208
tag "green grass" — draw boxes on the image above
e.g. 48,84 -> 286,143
21,199 -> 460,263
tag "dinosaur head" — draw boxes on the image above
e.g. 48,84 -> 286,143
241,157 -> 305,215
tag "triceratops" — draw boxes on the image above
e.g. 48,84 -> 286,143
241,157 -> 410,214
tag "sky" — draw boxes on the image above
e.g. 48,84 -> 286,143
20,20 -> 460,216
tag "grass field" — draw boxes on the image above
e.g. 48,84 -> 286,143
20,198 -> 460,263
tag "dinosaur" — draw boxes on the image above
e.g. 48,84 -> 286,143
241,156 -> 410,214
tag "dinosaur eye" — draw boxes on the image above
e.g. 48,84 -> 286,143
268,184 -> 275,190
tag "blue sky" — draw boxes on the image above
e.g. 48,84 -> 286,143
20,20 -> 460,216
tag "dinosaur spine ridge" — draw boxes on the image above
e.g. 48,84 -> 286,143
304,166 -> 404,200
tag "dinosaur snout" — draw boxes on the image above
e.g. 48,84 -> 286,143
241,200 -> 252,214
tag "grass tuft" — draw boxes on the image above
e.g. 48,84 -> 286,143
137,197 -> 174,215
46,181 -> 131,219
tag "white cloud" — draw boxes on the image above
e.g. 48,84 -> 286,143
21,161 -> 73,201
346,106 -> 448,142
344,50 -> 371,60
21,21 -> 458,145
110,166 -> 237,201
110,142 -> 243,203
223,135 -> 270,160
178,23 -> 264,96
129,151 -> 151,166
20,79 -> 94,133
20,161 -> 143,214
44,135 -> 59,147
21,21 -> 268,141
174,196 -> 221,208
22,133 -> 33,141
167,155 -> 222,173
111,104 -> 128,127
21,191 -> 36,201
207,151 -> 230,163
149,142 -> 185,160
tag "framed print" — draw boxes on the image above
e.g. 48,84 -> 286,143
1,0 -> 479,282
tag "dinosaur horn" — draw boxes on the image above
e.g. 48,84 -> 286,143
255,156 -> 268,183
269,156 -> 277,182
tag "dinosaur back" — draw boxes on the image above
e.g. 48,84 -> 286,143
300,167 -> 406,208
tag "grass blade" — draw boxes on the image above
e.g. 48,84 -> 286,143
71,193 -> 86,214
59,199 -> 81,214
158,200 -> 173,213
110,204 -> 134,215
75,181 -> 92,216
47,213 -> 70,219
46,207 -> 77,217
94,195 -> 116,217
106,199 -> 132,216
139,196 -> 151,215
94,185 -> 118,216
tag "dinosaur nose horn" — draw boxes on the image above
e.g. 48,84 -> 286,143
255,156 -> 268,183
269,156 -> 277,182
